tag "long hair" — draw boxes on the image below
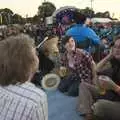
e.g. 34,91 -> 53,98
99,35 -> 120,83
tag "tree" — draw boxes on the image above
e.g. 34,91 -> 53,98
103,11 -> 110,18
1,8 -> 13,15
0,8 -> 14,24
80,7 -> 94,17
32,15 -> 41,24
0,8 -> 12,24
0,8 -> 25,24
95,11 -> 111,18
12,14 -> 23,24
95,12 -> 104,18
38,2 -> 56,18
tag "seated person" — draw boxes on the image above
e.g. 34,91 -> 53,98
0,34 -> 48,120
77,35 -> 120,120
58,36 -> 96,97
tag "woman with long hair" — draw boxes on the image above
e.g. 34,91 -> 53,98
78,35 -> 120,120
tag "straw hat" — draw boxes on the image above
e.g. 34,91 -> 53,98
41,73 -> 60,91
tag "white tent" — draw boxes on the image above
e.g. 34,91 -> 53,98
91,18 -> 112,23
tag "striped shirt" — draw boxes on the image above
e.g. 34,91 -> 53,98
0,81 -> 48,120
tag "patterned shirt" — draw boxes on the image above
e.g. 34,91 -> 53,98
0,82 -> 48,120
61,48 -> 93,84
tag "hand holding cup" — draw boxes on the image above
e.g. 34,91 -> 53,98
59,66 -> 68,77
98,75 -> 117,91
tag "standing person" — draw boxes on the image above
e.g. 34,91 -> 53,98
66,11 -> 102,62
0,34 -> 48,120
58,36 -> 96,96
66,11 -> 101,52
77,35 -> 120,120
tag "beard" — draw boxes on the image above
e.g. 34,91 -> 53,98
48,54 -> 60,66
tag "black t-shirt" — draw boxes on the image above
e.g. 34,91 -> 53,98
97,58 -> 120,85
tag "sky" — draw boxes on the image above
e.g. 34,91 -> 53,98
0,0 -> 120,19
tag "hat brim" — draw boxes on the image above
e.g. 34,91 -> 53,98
41,73 -> 60,91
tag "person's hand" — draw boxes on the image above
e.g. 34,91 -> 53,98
115,85 -> 120,95
98,75 -> 117,90
107,48 -> 113,60
59,66 -> 67,77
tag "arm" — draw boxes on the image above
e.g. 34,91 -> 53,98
77,49 -> 96,84
96,53 -> 112,73
82,50 -> 97,84
91,60 -> 97,85
114,85 -> 120,96
98,76 -> 120,95
87,28 -> 101,45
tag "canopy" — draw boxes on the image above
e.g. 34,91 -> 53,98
91,18 -> 112,23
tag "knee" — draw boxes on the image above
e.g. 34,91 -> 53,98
92,100 -> 108,117
79,82 -> 87,88
79,82 -> 86,92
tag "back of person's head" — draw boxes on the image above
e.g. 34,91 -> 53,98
84,17 -> 92,26
0,34 -> 38,86
73,10 -> 86,24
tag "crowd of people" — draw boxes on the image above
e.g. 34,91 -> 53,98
0,10 -> 120,120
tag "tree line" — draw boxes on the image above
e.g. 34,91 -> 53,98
0,2 -> 116,25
